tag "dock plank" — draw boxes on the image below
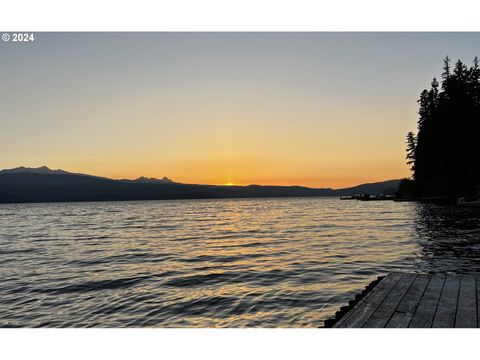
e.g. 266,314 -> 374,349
385,274 -> 430,328
363,273 -> 417,328
432,275 -> 461,328
335,273 -> 402,328
409,274 -> 446,328
455,275 -> 477,328
332,277 -> 388,328
330,273 -> 480,328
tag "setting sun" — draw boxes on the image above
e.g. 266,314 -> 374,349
3,27 -> 480,333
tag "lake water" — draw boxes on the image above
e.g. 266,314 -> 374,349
1,197 -> 480,327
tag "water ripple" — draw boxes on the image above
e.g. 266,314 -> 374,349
1,198 -> 480,327
34,276 -> 151,294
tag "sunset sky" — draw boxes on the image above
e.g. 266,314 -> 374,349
2,32 -> 480,187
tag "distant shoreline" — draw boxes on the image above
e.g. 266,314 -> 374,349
0,170 -> 400,205
0,194 -> 348,206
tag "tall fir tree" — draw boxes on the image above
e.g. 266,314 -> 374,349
405,56 -> 480,199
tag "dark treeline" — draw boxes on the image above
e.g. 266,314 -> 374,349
399,56 -> 480,199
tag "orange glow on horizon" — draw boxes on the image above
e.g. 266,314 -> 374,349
3,157 -> 410,189
7,32 -> 480,193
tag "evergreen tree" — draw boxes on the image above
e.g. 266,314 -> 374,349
405,56 -> 480,199
406,131 -> 416,177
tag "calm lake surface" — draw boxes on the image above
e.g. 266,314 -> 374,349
1,197 -> 480,327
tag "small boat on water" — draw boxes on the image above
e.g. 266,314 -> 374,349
340,194 -> 394,201
360,194 -> 394,201
457,197 -> 480,206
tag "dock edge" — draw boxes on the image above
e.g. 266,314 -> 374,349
322,275 -> 385,328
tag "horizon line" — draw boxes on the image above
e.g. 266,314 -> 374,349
0,165 -> 403,190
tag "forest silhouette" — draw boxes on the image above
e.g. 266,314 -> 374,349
399,56 -> 480,200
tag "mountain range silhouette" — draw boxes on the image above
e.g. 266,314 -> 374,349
0,166 -> 399,203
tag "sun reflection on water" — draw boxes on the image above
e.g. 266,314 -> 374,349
0,198 -> 479,327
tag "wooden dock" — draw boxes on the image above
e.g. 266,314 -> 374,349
327,272 -> 479,328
